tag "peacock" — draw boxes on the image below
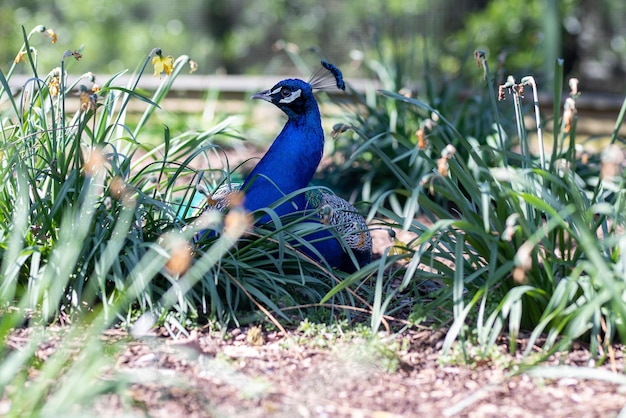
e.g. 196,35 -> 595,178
201,61 -> 372,272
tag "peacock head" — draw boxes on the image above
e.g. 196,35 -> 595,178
251,61 -> 345,120
252,79 -> 314,119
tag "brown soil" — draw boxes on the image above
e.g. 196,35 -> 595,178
67,327 -> 626,417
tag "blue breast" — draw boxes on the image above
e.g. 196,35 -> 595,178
241,97 -> 323,220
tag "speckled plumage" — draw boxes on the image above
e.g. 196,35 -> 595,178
202,62 -> 371,271
304,189 -> 372,265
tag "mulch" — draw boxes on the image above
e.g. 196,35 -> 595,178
47,326 -> 626,418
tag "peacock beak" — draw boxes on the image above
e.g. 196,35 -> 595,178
251,89 -> 273,102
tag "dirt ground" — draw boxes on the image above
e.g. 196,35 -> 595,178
72,325 -> 624,418
5,322 -> 626,418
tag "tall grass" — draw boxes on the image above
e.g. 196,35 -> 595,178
331,46 -> 626,360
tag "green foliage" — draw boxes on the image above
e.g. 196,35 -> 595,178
10,0 -> 624,84
447,0 -> 571,77
328,41 -> 626,360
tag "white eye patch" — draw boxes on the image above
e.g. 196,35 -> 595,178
278,88 -> 302,104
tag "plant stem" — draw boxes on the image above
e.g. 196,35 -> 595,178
522,77 -> 545,170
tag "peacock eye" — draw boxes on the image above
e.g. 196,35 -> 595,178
280,87 -> 291,97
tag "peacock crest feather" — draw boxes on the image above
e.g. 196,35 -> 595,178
309,60 -> 345,91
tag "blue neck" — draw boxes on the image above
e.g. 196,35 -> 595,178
242,106 -> 324,217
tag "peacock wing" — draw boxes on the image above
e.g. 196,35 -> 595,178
305,189 -> 372,263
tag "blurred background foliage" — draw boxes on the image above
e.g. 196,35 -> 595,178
1,0 -> 625,92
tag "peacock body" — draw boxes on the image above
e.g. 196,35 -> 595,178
203,62 -> 372,272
